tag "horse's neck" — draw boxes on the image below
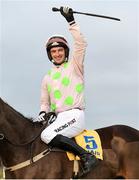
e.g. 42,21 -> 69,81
4,105 -> 34,141
0,99 -> 43,167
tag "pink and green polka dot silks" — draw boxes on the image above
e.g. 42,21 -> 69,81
40,23 -> 87,113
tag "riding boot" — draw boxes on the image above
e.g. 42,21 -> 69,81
48,134 -> 98,175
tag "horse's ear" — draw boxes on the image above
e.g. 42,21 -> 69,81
111,137 -> 126,154
0,98 -> 3,104
0,98 -> 4,111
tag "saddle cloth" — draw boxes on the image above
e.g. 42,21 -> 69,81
67,130 -> 103,160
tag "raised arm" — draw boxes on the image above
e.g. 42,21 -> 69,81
60,7 -> 87,76
69,23 -> 87,72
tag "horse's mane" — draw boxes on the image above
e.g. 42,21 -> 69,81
0,97 -> 33,124
0,97 -> 44,145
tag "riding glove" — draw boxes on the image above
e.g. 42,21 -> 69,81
46,112 -> 57,125
34,111 -> 57,124
34,111 -> 47,122
60,6 -> 75,25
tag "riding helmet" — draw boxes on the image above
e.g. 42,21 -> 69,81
46,35 -> 69,62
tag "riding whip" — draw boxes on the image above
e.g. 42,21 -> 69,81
52,7 -> 121,21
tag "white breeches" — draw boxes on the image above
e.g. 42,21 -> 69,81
41,109 -> 85,144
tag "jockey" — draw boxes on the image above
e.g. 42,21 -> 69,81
35,6 -> 98,175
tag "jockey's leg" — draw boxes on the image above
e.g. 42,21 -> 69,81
48,134 -> 98,175
41,109 -> 98,174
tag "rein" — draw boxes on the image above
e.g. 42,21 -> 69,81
4,148 -> 51,172
0,121 -> 51,172
0,122 -> 47,147
0,111 -> 57,146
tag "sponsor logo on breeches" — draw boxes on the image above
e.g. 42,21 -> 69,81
54,118 -> 76,133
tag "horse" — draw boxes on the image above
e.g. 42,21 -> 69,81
0,97 -> 139,179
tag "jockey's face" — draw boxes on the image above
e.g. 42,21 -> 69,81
50,46 -> 65,65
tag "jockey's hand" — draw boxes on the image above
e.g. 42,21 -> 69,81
46,112 -> 57,125
60,6 -> 75,24
34,111 -> 47,122
34,111 -> 57,124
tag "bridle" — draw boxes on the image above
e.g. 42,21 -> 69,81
0,122 -> 47,147
0,121 -> 52,171
0,112 -> 57,147
0,119 -> 79,176
0,113 -> 59,172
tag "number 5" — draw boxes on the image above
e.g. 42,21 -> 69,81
84,136 -> 98,150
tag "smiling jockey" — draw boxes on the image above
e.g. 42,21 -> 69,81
35,6 -> 98,175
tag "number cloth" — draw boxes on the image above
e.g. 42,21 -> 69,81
67,130 -> 103,160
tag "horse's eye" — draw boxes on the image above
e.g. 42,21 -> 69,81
0,133 -> 4,140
